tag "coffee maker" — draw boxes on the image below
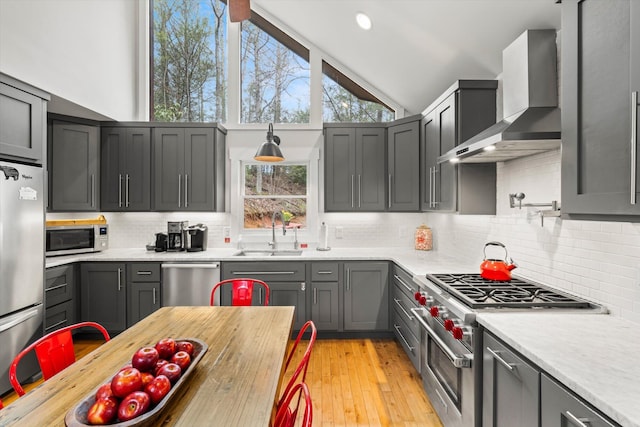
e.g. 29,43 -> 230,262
185,224 -> 208,252
167,221 -> 188,251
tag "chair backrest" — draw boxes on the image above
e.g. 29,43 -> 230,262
210,278 -> 270,306
9,321 -> 110,396
277,320 -> 317,409
0,397 -> 3,409
274,382 -> 312,427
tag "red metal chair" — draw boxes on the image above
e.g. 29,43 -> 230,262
274,382 -> 312,427
277,320 -> 317,411
9,321 -> 110,396
210,278 -> 270,306
0,397 -> 3,409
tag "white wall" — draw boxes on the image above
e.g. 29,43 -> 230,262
0,0 -> 141,121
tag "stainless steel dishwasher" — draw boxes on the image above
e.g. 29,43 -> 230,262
161,263 -> 221,306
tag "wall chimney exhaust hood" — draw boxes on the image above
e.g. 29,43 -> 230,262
439,29 -> 561,164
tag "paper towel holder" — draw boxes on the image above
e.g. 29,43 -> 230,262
316,221 -> 331,251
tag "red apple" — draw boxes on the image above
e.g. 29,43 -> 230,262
154,359 -> 169,375
94,383 -> 114,401
140,371 -> 155,388
86,396 -> 118,425
156,363 -> 182,384
176,340 -> 194,357
117,391 -> 151,421
155,338 -> 177,360
111,367 -> 143,398
170,351 -> 191,371
132,346 -> 159,372
145,374 -> 172,404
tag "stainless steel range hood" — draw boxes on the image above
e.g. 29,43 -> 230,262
439,29 -> 561,164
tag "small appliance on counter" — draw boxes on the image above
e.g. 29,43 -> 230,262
185,223 -> 208,252
167,221 -> 188,251
154,233 -> 168,252
45,215 -> 109,256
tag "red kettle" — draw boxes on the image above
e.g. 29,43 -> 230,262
480,241 -> 517,281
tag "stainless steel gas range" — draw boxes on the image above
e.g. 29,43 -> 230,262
410,273 -> 605,427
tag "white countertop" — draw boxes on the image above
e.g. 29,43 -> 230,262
46,247 -> 638,426
477,312 -> 640,427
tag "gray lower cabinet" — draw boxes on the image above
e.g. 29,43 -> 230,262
101,127 -> 151,211
127,263 -> 161,327
391,265 -> 420,372
343,261 -> 389,331
0,73 -> 48,163
49,120 -> 100,211
387,117 -> 420,211
421,81 -> 497,214
561,0 -> 640,218
324,125 -> 386,212
44,265 -> 76,334
221,261 -> 306,330
153,126 -> 225,212
482,332 -> 540,427
540,373 -> 617,427
310,262 -> 340,331
80,263 -> 127,334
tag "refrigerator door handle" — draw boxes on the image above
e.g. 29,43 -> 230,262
0,307 -> 39,333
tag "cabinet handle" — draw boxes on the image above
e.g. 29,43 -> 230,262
631,91 -> 638,205
118,174 -> 123,207
351,175 -> 355,208
428,167 -> 433,207
346,268 -> 350,291
433,167 -> 439,206
136,271 -> 152,275
125,174 -> 130,208
313,287 -> 317,304
232,271 -> 295,275
358,175 -> 362,208
486,347 -> 515,371
393,274 -> 413,293
178,174 -> 182,208
393,298 -> 414,320
91,174 -> 95,208
316,270 -> 333,274
46,282 -> 68,292
388,174 -> 392,208
153,288 -> 157,305
564,411 -> 592,427
184,174 -> 188,208
300,282 -> 305,291
393,324 -> 415,351
117,268 -> 122,291
45,319 -> 68,332
259,288 -> 263,305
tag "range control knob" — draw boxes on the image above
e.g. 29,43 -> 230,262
418,295 -> 427,306
429,306 -> 440,317
414,291 -> 422,301
444,319 -> 455,331
452,326 -> 464,340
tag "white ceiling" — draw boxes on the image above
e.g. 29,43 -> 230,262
252,0 -> 561,115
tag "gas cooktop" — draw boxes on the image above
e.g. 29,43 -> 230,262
426,273 -> 594,309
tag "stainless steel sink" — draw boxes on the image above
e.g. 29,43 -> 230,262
232,249 -> 303,257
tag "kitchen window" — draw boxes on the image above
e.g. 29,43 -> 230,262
242,163 -> 308,230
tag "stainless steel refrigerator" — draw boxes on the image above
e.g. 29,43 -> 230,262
0,160 -> 44,395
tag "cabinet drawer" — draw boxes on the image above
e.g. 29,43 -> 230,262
392,264 -> 418,301
45,265 -> 75,307
222,261 -> 305,282
392,308 -> 420,372
128,263 -> 161,282
392,285 -> 420,338
311,262 -> 339,281
44,300 -> 75,334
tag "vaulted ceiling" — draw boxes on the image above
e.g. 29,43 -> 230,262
253,0 -> 561,116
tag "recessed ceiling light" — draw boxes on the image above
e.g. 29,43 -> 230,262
356,12 -> 372,30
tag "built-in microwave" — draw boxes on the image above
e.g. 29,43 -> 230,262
45,223 -> 109,256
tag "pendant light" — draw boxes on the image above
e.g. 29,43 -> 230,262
254,123 -> 284,162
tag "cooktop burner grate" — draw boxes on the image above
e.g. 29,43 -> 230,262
426,273 -> 592,309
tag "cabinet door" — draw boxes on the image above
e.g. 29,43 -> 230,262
153,128 -> 185,211
123,128 -> 151,210
311,282 -> 339,331
562,0 -> 640,217
100,127 -> 126,210
540,374 -> 616,427
421,111 -> 439,210
128,282 -> 161,327
50,121 -> 99,211
184,128 -> 215,211
436,94 -> 457,212
269,282 -> 307,331
325,127 -> 356,211
356,127 -> 386,211
344,262 -> 389,331
483,332 -> 539,427
80,263 -> 126,333
0,79 -> 45,163
388,120 -> 420,211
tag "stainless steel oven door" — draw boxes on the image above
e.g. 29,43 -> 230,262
412,308 -> 475,427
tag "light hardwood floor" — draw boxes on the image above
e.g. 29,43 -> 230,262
2,338 -> 443,426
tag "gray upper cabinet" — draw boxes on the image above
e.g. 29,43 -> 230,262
343,261 -> 389,331
324,125 -> 386,212
561,0 -> 640,219
101,127 -> 151,211
0,74 -> 48,163
387,117 -> 420,211
421,81 -> 498,214
153,126 -> 224,212
49,119 -> 99,211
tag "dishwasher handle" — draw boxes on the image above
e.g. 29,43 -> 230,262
161,263 -> 220,269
